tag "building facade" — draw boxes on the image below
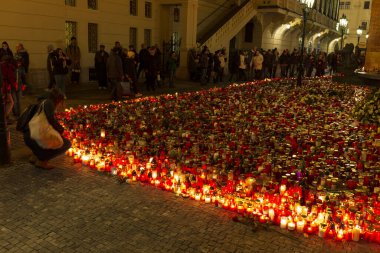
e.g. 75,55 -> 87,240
0,0 -> 340,86
338,0 -> 372,48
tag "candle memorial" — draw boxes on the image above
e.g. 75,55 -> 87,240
58,77 -> 380,244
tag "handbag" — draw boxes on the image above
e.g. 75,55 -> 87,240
28,101 -> 64,149
16,104 -> 38,132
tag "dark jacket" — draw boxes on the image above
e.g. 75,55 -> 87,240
52,53 -> 71,75
145,54 -> 160,76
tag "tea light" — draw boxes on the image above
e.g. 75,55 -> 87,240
81,155 -> 90,166
195,193 -> 201,201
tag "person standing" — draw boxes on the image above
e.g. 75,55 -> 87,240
66,36 -> 81,85
46,45 -> 55,90
14,45 -> 28,117
107,48 -> 124,101
94,45 -> 109,90
0,55 -> 16,124
253,50 -> 264,80
238,50 -> 248,82
137,44 -> 149,82
199,47 -> 209,86
52,48 -> 70,98
166,51 -> 177,88
0,41 -> 13,60
124,49 -> 140,96
145,47 -> 160,91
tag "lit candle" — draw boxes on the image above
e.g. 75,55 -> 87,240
296,220 -> 305,232
100,129 -> 106,138
268,208 -> 275,221
81,155 -> 90,166
128,155 -> 134,164
280,184 -> 286,195
280,217 -> 288,229
336,229 -> 344,241
152,169 -> 157,179
237,202 -> 244,213
352,225 -> 361,242
195,193 -> 201,201
204,194 -> 211,203
67,148 -> 74,156
319,223 -> 327,238
288,221 -> 295,231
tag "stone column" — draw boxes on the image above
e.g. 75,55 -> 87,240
364,1 -> 380,72
177,0 -> 198,79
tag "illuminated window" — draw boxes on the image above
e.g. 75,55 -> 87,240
88,23 -> 98,53
130,0 -> 138,16
145,2 -> 152,18
65,21 -> 77,46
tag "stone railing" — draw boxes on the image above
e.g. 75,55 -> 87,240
202,0 -> 258,52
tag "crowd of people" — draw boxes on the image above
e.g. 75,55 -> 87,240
188,46 -> 340,85
94,41 -> 179,101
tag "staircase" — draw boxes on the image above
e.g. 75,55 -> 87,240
197,0 -> 248,44
199,0 -> 259,52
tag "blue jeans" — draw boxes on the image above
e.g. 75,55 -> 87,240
54,74 -> 66,95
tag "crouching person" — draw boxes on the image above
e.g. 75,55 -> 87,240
23,88 -> 71,169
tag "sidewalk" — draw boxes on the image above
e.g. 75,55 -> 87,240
1,80 -> 380,253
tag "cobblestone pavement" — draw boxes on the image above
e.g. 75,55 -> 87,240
1,82 -> 380,253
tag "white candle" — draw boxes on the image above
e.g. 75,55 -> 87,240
204,195 -> 211,203
100,129 -> 106,138
296,220 -> 305,232
287,222 -> 295,231
280,217 -> 288,229
352,226 -> 361,242
269,208 -> 275,221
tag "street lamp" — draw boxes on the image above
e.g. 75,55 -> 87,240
339,14 -> 348,49
356,27 -> 363,45
297,0 -> 315,86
